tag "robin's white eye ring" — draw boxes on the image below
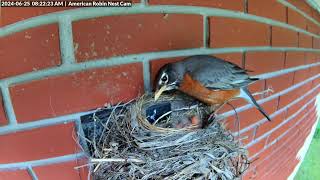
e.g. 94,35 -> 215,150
161,76 -> 168,82
161,73 -> 169,83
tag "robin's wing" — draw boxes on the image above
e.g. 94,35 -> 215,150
189,61 -> 257,90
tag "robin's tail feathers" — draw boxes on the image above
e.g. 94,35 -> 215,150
238,87 -> 271,121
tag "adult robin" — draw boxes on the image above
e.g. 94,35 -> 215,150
154,55 -> 271,121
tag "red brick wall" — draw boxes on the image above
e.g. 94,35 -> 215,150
1,0 -> 320,179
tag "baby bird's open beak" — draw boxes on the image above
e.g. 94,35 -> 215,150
154,85 -> 167,101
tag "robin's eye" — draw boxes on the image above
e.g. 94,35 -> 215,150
161,75 -> 168,82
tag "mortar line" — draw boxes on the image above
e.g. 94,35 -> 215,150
0,109 -> 94,135
58,16 -> 76,64
0,74 -> 318,136
248,110 -> 316,176
277,0 -> 320,27
0,153 -> 87,170
142,59 -> 151,92
306,0 -> 320,14
1,5 -> 319,38
249,108 -> 316,162
244,95 -> 317,148
252,62 -> 320,80
27,166 -> 39,180
0,84 -> 17,125
231,85 -> 319,138
222,73 -> 320,118
0,47 -> 319,86
260,119 -> 312,179
240,81 -> 319,133
203,15 -> 209,48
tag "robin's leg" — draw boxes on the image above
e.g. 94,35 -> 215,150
207,102 -> 226,121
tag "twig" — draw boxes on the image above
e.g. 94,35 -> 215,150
152,110 -> 172,125
252,87 -> 274,97
91,158 -> 145,163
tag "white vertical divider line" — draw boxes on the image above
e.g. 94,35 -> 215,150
203,15 -> 209,48
278,0 -> 320,27
27,166 -> 39,180
58,16 -> 76,65
141,0 -> 148,6
0,84 -> 17,125
288,93 -> 320,180
142,59 -> 151,92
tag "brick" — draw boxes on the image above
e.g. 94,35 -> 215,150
245,52 -> 285,75
0,24 -> 61,79
77,158 -> 91,180
247,137 -> 267,157
312,9 -> 320,23
267,113 -> 306,144
313,38 -> 320,49
254,111 -> 286,139
1,7 -> 72,27
33,160 -> 86,180
288,8 -> 307,30
312,77 -> 320,88
242,168 -> 257,180
148,0 -> 244,11
298,33 -> 313,48
248,0 -> 286,22
235,98 -> 279,129
0,170 -> 32,180
239,129 -> 255,146
278,81 -> 312,109
265,72 -> 294,95
271,26 -> 298,47
73,14 -> 203,62
309,65 -> 319,80
150,53 -> 243,89
247,79 -> 266,100
287,101 -> 309,121
214,53 -> 243,67
210,17 -> 270,48
0,122 -> 79,163
10,63 -> 144,122
287,0 -> 313,17
0,93 -> 7,126
218,98 -> 246,114
306,20 -> 319,35
293,68 -> 311,84
305,52 -> 317,64
285,52 -> 305,68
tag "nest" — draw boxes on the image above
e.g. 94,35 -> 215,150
82,93 -> 249,180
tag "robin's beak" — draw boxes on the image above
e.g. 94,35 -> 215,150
154,85 -> 167,101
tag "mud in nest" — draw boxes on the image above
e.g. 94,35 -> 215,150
82,93 -> 250,180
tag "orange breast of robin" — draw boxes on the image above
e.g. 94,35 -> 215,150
179,73 -> 240,105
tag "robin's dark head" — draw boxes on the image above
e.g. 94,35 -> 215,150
154,63 -> 183,100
